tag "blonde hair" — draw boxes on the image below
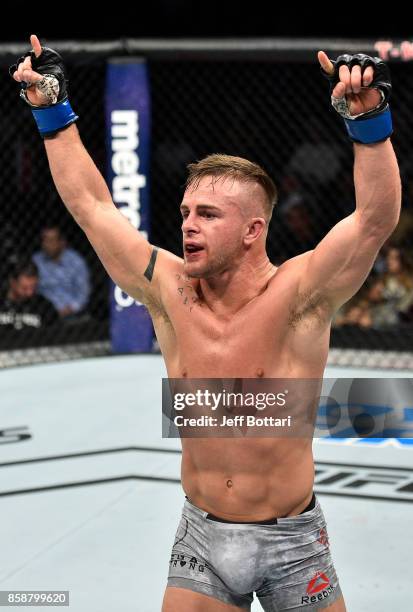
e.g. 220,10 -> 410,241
186,154 -> 277,220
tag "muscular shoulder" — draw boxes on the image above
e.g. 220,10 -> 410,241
144,248 -> 184,320
149,247 -> 183,279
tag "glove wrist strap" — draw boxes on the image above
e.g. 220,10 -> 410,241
344,107 -> 392,144
30,99 -> 79,137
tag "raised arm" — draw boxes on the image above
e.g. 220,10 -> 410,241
43,125 -> 162,305
298,51 -> 401,312
11,34 -> 179,308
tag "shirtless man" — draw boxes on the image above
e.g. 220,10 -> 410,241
12,36 -> 400,611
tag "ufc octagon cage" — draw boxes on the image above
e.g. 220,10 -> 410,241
0,36 -> 413,370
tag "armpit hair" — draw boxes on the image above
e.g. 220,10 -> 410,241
288,289 -> 331,330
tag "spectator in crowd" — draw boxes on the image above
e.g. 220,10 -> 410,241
332,289 -> 371,329
0,260 -> 58,330
33,225 -> 90,318
374,247 -> 413,324
334,247 -> 413,328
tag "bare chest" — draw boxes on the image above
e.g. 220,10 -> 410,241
154,269 -> 331,378
158,284 -> 291,377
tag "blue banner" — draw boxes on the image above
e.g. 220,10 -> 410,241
105,59 -> 153,352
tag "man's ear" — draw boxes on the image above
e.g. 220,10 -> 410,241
244,217 -> 266,245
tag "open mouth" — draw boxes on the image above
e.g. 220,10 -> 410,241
185,244 -> 204,255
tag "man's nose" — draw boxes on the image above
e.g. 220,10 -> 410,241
182,214 -> 200,234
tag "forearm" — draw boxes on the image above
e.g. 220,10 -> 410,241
44,124 -> 114,226
353,139 -> 401,236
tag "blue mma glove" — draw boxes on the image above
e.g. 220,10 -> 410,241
9,46 -> 78,138
322,53 -> 392,144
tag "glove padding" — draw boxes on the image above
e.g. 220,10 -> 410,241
9,47 -> 68,108
321,53 -> 391,121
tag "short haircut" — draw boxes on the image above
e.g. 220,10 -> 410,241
10,260 -> 38,280
186,154 -> 278,220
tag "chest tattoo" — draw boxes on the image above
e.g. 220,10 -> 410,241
176,273 -> 202,312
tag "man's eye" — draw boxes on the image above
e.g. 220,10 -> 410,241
202,212 -> 215,218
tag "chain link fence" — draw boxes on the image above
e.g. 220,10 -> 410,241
1,39 -> 412,368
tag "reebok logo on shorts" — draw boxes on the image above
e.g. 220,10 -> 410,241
301,571 -> 334,605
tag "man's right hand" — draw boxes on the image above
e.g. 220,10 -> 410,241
9,34 -> 173,317
10,34 -> 78,137
11,35 -> 50,106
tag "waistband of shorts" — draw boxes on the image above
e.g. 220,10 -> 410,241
183,493 -> 321,525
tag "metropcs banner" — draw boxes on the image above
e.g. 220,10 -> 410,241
106,59 -> 153,352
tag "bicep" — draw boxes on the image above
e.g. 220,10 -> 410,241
299,211 -> 383,311
82,203 -> 170,304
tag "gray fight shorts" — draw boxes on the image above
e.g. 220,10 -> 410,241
167,494 -> 342,610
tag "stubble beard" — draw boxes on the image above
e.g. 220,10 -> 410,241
184,251 -> 230,279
